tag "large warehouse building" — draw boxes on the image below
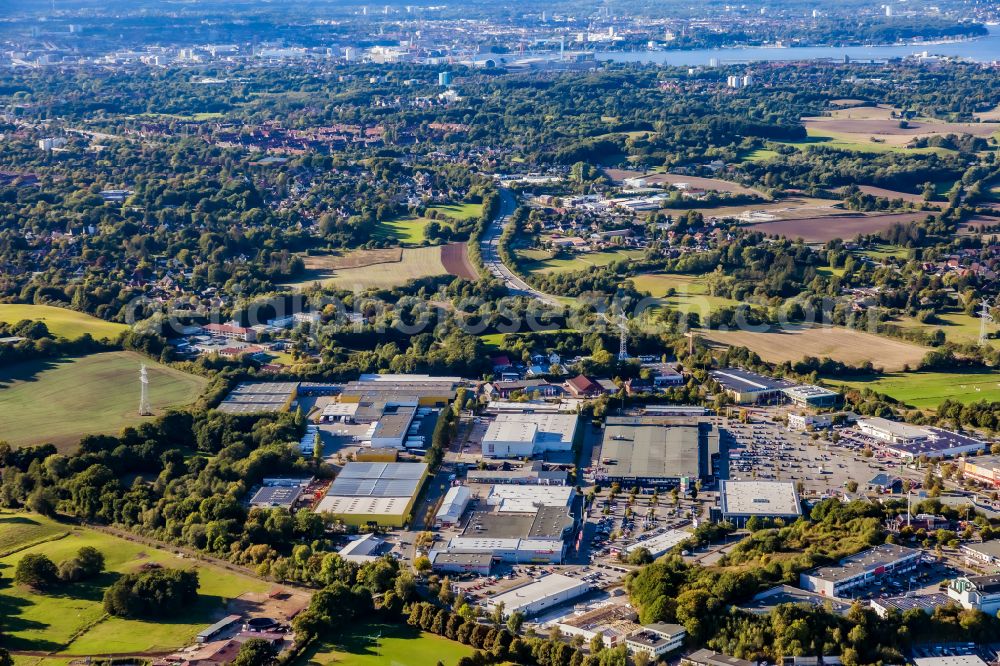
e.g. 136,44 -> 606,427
709,368 -> 795,405
715,480 -> 803,527
487,574 -> 591,617
315,462 -> 428,527
799,544 -> 921,597
598,417 -> 722,487
960,455 -> 1000,488
482,413 -> 579,458
857,418 -> 988,460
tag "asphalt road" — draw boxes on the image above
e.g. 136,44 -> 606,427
480,187 -> 561,307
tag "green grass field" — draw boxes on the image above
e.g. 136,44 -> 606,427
629,273 -> 740,315
741,148 -> 780,162
858,244 -> 910,261
830,370 -> 1000,409
297,622 -> 474,666
0,510 -> 269,656
0,304 -> 128,340
780,127 -> 954,155
518,248 -> 644,275
0,351 -> 207,450
374,203 -> 483,246
895,309 -> 999,348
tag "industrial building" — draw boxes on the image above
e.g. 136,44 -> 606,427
428,551 -> 494,575
959,455 -> 1000,488
598,417 -> 722,487
799,544 -> 921,597
715,480 -> 803,527
709,368 -> 795,404
948,575 -> 1000,614
339,374 -> 460,407
782,385 -> 839,408
869,592 -> 953,618
315,462 -> 428,527
737,585 -> 854,617
857,418 -> 989,459
435,485 -> 472,527
624,529 -> 691,558
486,574 -> 591,617
485,485 -> 575,512
466,460 -> 569,486
960,540 -> 1000,566
337,533 -> 385,563
249,485 -> 303,509
482,412 -> 579,458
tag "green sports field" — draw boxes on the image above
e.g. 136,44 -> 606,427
297,622 -> 474,666
0,304 -> 128,340
0,351 -> 207,450
830,369 -> 1000,409
0,510 -> 269,656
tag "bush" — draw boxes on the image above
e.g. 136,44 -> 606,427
14,553 -> 59,590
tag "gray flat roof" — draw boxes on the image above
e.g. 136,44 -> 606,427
709,368 -> 795,393
737,584 -> 853,616
601,417 -> 713,480
719,480 -> 802,518
963,540 -> 1000,558
249,485 -> 302,507
805,544 -> 920,583
463,511 -> 535,539
873,592 -> 953,614
327,462 -> 428,499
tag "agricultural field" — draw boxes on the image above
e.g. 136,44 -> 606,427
672,196 -> 843,223
794,111 -> 996,154
0,304 -> 128,341
829,370 -> 1000,409
750,211 -> 928,243
374,202 -> 482,246
308,246 -> 449,290
282,248 -> 403,288
0,351 -> 207,450
740,147 -> 780,162
441,242 -> 478,280
0,510 -> 270,656
297,622 -> 474,666
699,324 -> 928,372
518,248 -> 645,275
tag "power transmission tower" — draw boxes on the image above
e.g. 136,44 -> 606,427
979,298 -> 994,347
602,311 -> 629,360
139,364 -> 152,416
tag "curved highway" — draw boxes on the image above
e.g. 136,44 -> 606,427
480,187 -> 561,307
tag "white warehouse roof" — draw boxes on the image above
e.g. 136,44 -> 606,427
486,485 -> 575,513
487,574 -> 590,615
436,485 -> 472,524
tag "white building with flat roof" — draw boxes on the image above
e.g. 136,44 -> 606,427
716,480 -> 802,527
485,485 -> 575,513
625,529 -> 691,558
800,544 -> 921,597
483,413 -> 579,458
487,574 -> 590,617
435,485 -> 472,527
